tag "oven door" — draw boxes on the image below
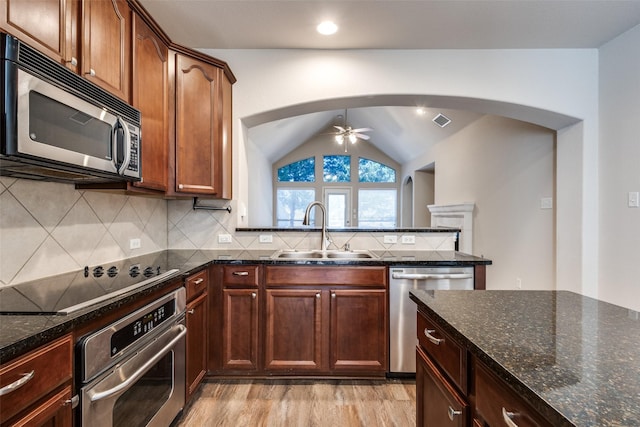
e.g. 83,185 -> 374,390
81,320 -> 186,427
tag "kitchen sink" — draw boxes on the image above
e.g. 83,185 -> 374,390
271,250 -> 377,260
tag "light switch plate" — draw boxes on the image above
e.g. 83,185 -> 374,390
540,197 -> 553,209
628,192 -> 640,208
129,238 -> 141,249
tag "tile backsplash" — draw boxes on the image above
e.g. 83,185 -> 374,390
1,179 -> 456,287
0,178 -> 167,286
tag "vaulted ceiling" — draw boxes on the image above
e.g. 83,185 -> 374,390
139,0 -> 640,163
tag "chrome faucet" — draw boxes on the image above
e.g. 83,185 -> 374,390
302,201 -> 328,251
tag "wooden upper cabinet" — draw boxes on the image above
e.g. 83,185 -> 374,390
174,53 -> 222,196
81,0 -> 131,100
0,0 -> 76,67
131,13 -> 168,192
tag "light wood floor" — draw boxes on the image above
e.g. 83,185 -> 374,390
175,379 -> 416,426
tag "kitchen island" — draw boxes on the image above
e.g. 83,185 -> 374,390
410,289 -> 640,426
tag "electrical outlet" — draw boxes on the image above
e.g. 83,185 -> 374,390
628,192 -> 639,208
383,235 -> 398,244
129,238 -> 141,249
218,234 -> 232,244
516,277 -> 522,289
401,235 -> 415,244
259,234 -> 273,243
540,197 -> 553,209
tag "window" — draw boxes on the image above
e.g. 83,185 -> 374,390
358,189 -> 397,228
323,155 -> 350,182
274,145 -> 399,227
277,157 -> 315,182
359,158 -> 396,183
276,188 -> 315,226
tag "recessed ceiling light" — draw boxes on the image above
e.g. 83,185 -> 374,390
416,107 -> 427,116
317,21 -> 338,35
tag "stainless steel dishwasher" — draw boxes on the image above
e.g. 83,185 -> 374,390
389,266 -> 474,375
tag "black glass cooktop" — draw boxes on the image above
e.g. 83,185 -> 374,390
0,252 -> 180,315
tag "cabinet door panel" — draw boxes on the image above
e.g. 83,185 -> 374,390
0,0 -> 68,63
330,289 -> 386,372
175,54 -> 221,195
82,0 -> 130,100
223,289 -> 259,370
265,289 -> 324,371
132,14 -> 168,192
9,385 -> 72,427
186,292 -> 208,401
417,346 -> 468,427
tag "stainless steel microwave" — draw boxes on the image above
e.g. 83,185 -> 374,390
1,33 -> 141,183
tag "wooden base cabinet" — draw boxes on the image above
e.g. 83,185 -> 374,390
185,269 -> 209,402
265,289 -> 325,372
264,266 -> 387,376
330,289 -> 386,372
222,288 -> 259,371
417,346 -> 468,427
0,334 -> 73,426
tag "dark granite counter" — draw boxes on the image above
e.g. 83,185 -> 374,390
409,289 -> 640,427
0,249 -> 489,363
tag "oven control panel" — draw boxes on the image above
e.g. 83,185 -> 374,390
110,300 -> 175,355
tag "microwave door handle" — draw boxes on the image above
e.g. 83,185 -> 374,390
114,117 -> 132,175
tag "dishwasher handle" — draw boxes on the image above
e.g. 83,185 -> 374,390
391,273 -> 473,280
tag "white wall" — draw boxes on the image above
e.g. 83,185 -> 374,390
414,116 -> 557,290
598,25 -> 640,311
203,47 -> 599,297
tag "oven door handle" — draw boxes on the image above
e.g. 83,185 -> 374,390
88,324 -> 186,403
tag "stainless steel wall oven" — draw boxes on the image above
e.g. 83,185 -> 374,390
77,288 -> 186,427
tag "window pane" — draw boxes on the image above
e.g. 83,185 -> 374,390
323,155 -> 350,182
358,189 -> 397,228
358,158 -> 396,183
278,157 -> 315,182
276,189 -> 315,226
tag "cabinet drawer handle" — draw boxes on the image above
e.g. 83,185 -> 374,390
193,278 -> 205,285
251,292 -> 257,299
178,184 -> 184,190
0,371 -> 34,396
424,329 -> 444,345
187,309 -> 195,315
448,406 -> 462,421
232,271 -> 249,276
502,408 -> 519,427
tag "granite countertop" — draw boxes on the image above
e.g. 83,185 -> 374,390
0,249 -> 489,362
409,289 -> 640,427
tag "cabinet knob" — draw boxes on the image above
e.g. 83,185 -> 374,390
68,57 -> 78,67
331,293 -> 336,298
187,309 -> 195,315
448,406 -> 462,421
315,293 -> 320,299
89,68 -> 96,76
424,329 -> 444,345
502,408 -> 520,427
251,292 -> 257,299
178,184 -> 184,190
65,395 -> 79,408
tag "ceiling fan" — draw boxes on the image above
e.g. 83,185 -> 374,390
330,110 -> 373,150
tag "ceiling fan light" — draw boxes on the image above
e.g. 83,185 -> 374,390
335,134 -> 344,144
348,133 -> 357,143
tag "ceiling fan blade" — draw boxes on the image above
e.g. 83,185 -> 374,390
352,127 -> 373,133
355,133 -> 370,140
334,126 -> 346,132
